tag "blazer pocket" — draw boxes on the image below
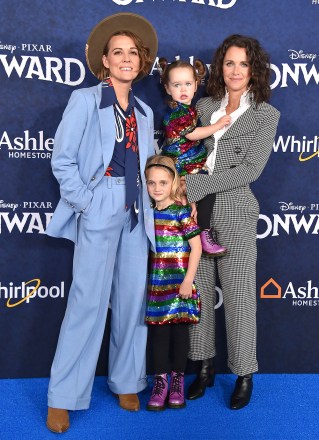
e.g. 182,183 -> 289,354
234,188 -> 259,215
75,212 -> 81,245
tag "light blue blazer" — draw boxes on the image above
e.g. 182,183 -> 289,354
46,82 -> 155,249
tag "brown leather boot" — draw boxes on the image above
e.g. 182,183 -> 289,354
46,407 -> 70,433
117,393 -> 140,411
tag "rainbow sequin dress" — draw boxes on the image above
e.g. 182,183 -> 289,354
145,203 -> 201,325
161,102 -> 207,176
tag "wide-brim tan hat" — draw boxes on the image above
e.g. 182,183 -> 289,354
86,12 -> 158,81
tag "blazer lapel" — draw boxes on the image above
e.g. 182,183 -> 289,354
214,103 -> 260,172
95,85 -> 116,170
94,85 -> 148,173
135,108 -> 148,174
198,99 -> 221,125
220,105 -> 259,140
198,99 -> 221,156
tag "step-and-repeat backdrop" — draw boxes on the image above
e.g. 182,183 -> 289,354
1,0 -> 318,377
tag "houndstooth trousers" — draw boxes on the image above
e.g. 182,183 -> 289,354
186,97 -> 280,376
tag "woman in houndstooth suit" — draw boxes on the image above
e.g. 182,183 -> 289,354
181,34 -> 280,409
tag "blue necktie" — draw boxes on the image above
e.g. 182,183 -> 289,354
125,110 -> 139,231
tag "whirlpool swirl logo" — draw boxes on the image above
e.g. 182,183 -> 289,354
1,279 -> 65,307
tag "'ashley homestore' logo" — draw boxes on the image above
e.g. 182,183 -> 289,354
260,278 -> 319,307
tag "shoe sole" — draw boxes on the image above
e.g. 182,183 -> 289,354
187,389 -> 205,400
168,402 -> 186,409
119,406 -> 140,411
46,422 -> 69,433
202,251 -> 227,257
187,378 -> 215,400
230,400 -> 250,410
146,404 -> 166,411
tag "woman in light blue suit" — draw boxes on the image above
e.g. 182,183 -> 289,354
45,13 -> 158,433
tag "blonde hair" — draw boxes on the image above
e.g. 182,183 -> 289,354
145,155 -> 181,204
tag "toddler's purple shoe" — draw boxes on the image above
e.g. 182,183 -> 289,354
200,229 -> 227,257
168,371 -> 186,409
147,373 -> 168,411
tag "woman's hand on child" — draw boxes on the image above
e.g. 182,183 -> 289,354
190,202 -> 197,222
179,280 -> 193,299
180,176 -> 187,200
180,195 -> 188,206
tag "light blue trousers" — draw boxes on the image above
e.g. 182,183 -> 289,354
48,177 -> 149,410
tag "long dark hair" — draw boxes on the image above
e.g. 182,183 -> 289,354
207,34 -> 271,104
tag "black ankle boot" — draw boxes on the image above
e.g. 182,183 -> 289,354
187,358 -> 215,400
230,374 -> 253,410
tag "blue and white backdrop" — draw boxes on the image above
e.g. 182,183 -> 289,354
1,0 -> 319,377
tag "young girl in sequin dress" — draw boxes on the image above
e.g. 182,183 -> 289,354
159,58 -> 230,256
145,155 -> 202,411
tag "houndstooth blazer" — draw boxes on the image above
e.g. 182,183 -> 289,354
185,97 -> 280,203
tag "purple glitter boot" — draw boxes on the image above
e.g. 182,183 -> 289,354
200,229 -> 227,257
168,371 -> 186,409
147,373 -> 168,411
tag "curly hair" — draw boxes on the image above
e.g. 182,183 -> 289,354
207,34 -> 271,104
97,30 -> 153,81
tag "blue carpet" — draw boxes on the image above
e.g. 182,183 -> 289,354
1,375 -> 318,440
